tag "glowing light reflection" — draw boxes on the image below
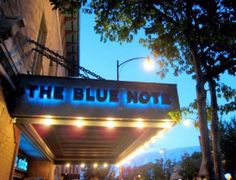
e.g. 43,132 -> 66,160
103,163 -> 108,168
143,56 -> 155,71
93,163 -> 98,168
183,119 -> 192,127
65,163 -> 70,168
43,117 -> 53,126
106,120 -> 115,128
75,120 -> 84,127
80,163 -> 85,168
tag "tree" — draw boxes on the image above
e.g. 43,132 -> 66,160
153,160 -> 166,180
122,165 -> 150,180
182,81 -> 236,180
49,0 -> 87,14
121,159 -> 175,180
83,1 -> 236,179
180,152 -> 202,180
136,163 -> 156,180
87,1 -> 236,179
219,118 -> 236,178
209,81 -> 236,180
153,159 -> 175,180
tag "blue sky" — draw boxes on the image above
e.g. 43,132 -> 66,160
80,13 -> 235,153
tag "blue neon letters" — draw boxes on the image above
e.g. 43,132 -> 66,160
26,84 -> 171,105
15,156 -> 28,171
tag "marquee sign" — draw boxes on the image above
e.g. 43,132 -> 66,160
10,75 -> 179,119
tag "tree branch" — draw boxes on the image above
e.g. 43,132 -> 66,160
152,3 -> 180,27
210,60 -> 236,77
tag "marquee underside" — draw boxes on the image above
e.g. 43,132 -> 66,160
16,119 -> 172,165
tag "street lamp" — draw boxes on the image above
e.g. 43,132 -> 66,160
183,119 -> 192,127
160,148 -> 168,180
116,56 -> 154,81
160,148 -> 167,166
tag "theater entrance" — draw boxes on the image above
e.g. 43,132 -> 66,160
8,74 -> 179,178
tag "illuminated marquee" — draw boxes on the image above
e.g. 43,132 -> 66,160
10,75 -> 179,119
26,85 -> 172,106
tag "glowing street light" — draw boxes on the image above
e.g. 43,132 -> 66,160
183,119 -> 193,127
160,148 -> 166,155
143,56 -> 155,71
116,56 -> 154,81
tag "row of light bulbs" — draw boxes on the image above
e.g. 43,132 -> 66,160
116,128 -> 171,167
43,116 -> 148,129
65,162 -> 109,169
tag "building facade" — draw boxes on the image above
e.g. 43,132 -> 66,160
0,0 -> 78,179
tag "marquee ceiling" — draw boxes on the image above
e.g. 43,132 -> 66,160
33,125 -> 159,164
17,122 -> 168,165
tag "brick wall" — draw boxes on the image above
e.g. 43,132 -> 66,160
0,86 -> 17,180
0,0 -> 67,179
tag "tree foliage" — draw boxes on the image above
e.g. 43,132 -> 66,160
217,83 -> 236,115
122,165 -> 154,180
86,0 -> 236,81
122,158 -> 175,180
180,152 -> 202,180
153,159 -> 175,180
49,0 -> 87,14
168,110 -> 182,124
181,81 -> 236,126
49,0 -> 236,79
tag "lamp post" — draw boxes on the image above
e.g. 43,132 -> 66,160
160,148 -> 168,180
116,56 -> 154,81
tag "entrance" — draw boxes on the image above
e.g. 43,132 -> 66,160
8,74 -> 179,178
